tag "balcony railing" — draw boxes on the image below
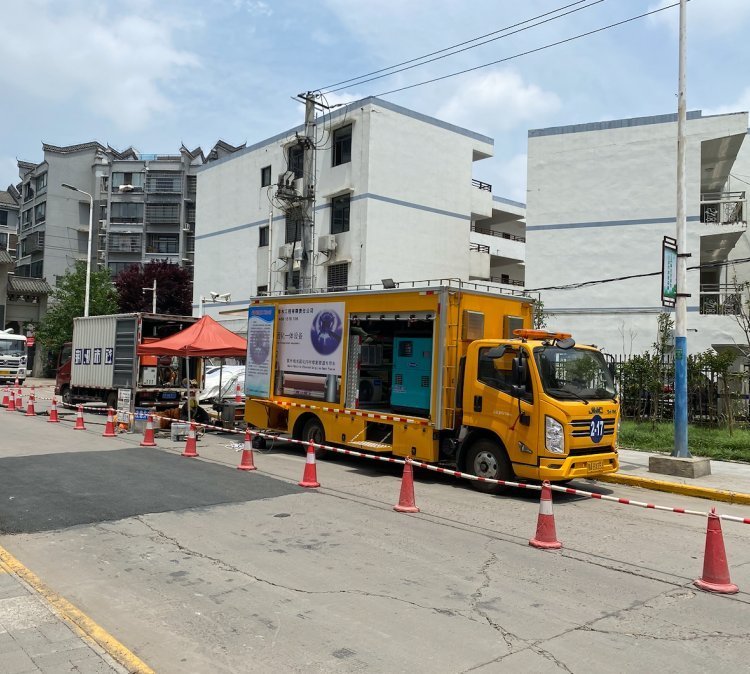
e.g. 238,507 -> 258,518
700,191 -> 746,226
471,178 -> 492,192
699,283 -> 743,315
470,223 -> 526,242
490,275 -> 524,287
470,242 -> 489,253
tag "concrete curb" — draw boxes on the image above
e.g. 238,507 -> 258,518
596,473 -> 750,506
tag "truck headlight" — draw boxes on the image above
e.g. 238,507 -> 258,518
545,416 -> 564,454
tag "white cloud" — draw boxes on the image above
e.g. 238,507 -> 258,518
647,0 -> 750,36
489,153 -> 527,203
232,0 -> 272,16
436,68 -> 560,134
703,87 -> 750,116
0,1 -> 200,131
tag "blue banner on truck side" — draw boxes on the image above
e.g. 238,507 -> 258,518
245,306 -> 275,398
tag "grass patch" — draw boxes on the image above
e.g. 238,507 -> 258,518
619,420 -> 750,462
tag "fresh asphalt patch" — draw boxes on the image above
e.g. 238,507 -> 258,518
0,447 -> 302,534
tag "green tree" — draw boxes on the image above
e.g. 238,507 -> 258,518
532,297 -> 548,329
36,261 -> 118,351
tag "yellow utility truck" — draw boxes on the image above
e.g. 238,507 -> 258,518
243,282 -> 619,490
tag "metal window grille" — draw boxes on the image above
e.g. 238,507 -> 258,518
285,214 -> 301,243
259,226 -> 269,247
327,262 -> 348,291
145,203 -> 180,223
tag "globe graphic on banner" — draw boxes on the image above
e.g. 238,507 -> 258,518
311,310 -> 342,355
248,326 -> 270,364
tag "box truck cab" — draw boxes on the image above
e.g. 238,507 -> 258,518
0,329 -> 28,384
243,282 -> 619,490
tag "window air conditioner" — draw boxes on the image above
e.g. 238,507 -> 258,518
318,234 -> 337,253
278,243 -> 293,259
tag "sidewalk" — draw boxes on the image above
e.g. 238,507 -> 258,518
0,548 -> 153,674
594,448 -> 750,505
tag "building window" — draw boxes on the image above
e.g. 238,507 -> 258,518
146,203 -> 180,224
146,233 -> 179,254
261,165 -> 272,187
186,175 -> 197,199
29,260 -> 43,278
286,269 -> 300,291
108,261 -> 141,277
327,263 -> 348,291
34,201 -> 46,224
35,173 -> 47,195
16,264 -> 30,277
21,209 -> 32,230
108,232 -> 142,253
285,213 -> 301,243
146,172 -> 181,193
331,194 -> 350,234
0,209 -> 8,227
288,144 -> 304,179
110,202 -> 144,223
257,284 -> 268,295
333,125 -> 352,166
259,225 -> 269,247
23,183 -> 34,202
0,232 -> 7,250
112,172 -> 144,191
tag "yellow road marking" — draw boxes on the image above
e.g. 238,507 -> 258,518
0,544 -> 155,673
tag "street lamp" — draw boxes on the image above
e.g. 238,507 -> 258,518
61,183 -> 93,317
199,292 -> 231,317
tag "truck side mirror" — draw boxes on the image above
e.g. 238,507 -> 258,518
511,356 -> 527,387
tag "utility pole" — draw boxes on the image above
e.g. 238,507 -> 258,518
673,0 -> 690,458
143,279 -> 157,313
300,92 -> 317,292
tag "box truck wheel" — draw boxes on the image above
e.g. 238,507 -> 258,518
301,417 -> 330,459
466,439 -> 512,494
61,386 -> 72,405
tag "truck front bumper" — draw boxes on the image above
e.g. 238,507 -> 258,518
537,451 -> 619,482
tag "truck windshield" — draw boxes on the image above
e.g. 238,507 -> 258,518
0,339 -> 26,357
534,346 -> 616,402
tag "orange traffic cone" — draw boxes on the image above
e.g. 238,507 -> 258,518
15,388 -> 23,413
393,459 -> 420,513
235,382 -> 242,403
102,408 -> 116,437
529,481 -> 562,550
182,422 -> 199,457
140,414 -> 157,447
7,388 -> 16,412
694,508 -> 739,594
298,440 -> 320,487
25,389 -> 36,417
237,429 -> 257,471
48,397 -> 60,423
1,388 -> 8,408
73,404 -> 86,430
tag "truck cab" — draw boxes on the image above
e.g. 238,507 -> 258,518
459,330 -> 618,490
0,330 -> 28,384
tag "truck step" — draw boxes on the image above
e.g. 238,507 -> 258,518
348,440 -> 393,453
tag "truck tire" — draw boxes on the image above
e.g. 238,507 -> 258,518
61,386 -> 72,406
301,417 -> 330,459
466,439 -> 513,494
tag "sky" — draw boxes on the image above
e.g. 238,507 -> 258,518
1,0 -> 748,203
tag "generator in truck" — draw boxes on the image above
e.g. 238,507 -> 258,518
243,282 -> 619,490
55,313 -> 198,409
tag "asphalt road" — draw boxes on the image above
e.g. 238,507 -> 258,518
1,397 -> 750,673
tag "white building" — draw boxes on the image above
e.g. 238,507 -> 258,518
193,97 -> 526,326
525,110 -> 749,356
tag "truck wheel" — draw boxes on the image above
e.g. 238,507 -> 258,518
301,417 -> 330,459
466,439 -> 513,494
61,386 -> 72,406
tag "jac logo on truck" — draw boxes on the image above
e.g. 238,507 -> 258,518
589,406 -> 602,414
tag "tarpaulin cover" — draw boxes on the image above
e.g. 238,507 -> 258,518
136,315 -> 247,358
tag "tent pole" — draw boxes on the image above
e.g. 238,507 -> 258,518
186,354 -> 192,426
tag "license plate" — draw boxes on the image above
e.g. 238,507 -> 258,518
587,460 -> 604,472
0,370 -> 10,376
160,392 -> 178,400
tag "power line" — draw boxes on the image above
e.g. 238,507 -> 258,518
527,256 -> 750,292
318,0 -> 600,93
372,2 -> 681,98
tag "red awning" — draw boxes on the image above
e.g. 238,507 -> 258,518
136,315 -> 247,358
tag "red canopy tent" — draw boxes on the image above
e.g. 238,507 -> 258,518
137,316 -> 247,424
137,315 -> 246,358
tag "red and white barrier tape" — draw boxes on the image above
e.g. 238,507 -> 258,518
273,399 -> 430,426
5,396 -> 750,525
